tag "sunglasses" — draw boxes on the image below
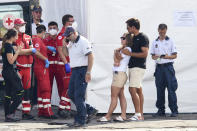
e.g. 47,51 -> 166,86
68,20 -> 75,23
120,37 -> 126,40
67,33 -> 73,38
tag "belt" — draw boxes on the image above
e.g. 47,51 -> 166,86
157,62 -> 173,67
114,71 -> 125,74
16,62 -> 32,68
72,66 -> 87,70
49,61 -> 64,65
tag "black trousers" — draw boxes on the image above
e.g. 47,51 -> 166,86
2,68 -> 24,117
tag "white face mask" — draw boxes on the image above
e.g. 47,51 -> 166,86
72,21 -> 78,30
49,29 -> 58,36
19,25 -> 26,33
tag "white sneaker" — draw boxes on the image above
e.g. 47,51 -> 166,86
17,103 -> 22,110
129,114 -> 142,121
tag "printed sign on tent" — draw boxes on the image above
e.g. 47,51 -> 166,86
174,11 -> 196,26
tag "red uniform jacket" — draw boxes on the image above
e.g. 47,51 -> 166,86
32,35 -> 48,68
16,33 -> 33,67
56,27 -> 70,63
43,36 -> 58,62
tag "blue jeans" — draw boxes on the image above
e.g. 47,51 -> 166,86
154,63 -> 178,113
68,66 -> 94,124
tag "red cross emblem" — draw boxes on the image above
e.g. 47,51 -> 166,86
6,18 -> 13,26
3,14 -> 15,29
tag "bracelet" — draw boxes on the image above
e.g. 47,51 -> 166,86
86,72 -> 91,74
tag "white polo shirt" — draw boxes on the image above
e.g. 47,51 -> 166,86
113,47 -> 131,72
150,36 -> 177,64
68,35 -> 92,68
32,21 -> 48,35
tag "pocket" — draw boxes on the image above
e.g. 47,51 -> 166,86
167,65 -> 175,76
154,66 -> 158,77
167,65 -> 178,91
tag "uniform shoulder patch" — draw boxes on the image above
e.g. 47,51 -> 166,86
58,36 -> 62,40
35,43 -> 39,48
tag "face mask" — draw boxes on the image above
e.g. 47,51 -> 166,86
19,25 -> 26,33
72,21 -> 78,30
49,29 -> 58,35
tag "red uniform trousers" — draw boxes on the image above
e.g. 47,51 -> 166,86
49,63 -> 71,111
34,66 -> 54,117
17,66 -> 31,114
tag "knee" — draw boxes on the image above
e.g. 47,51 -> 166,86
119,91 -> 125,98
67,90 -> 74,100
129,88 -> 136,94
17,90 -> 24,98
4,96 -> 11,102
168,89 -> 175,95
111,94 -> 118,100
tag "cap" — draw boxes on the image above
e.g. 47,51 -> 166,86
62,26 -> 75,37
14,18 -> 26,25
32,5 -> 42,12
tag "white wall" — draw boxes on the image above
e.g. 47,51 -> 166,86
86,0 -> 197,113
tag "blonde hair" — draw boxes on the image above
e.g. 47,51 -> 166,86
122,33 -> 133,47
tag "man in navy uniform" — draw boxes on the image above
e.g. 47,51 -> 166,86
150,23 -> 178,117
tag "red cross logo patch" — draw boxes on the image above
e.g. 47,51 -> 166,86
3,14 -> 15,29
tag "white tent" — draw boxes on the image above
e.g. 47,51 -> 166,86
40,0 -> 197,113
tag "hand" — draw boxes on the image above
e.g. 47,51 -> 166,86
45,59 -> 49,68
153,55 -> 160,60
114,62 -> 120,67
85,73 -> 91,83
161,54 -> 169,59
122,49 -> 132,56
32,48 -> 37,54
65,63 -> 71,73
47,46 -> 56,53
16,45 -> 22,54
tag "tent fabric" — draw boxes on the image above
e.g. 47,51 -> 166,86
41,0 -> 197,113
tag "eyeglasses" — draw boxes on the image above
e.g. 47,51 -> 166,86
120,37 -> 126,40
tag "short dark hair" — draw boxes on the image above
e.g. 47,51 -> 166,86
126,18 -> 140,30
62,14 -> 73,25
158,23 -> 167,30
48,21 -> 58,27
36,24 -> 46,34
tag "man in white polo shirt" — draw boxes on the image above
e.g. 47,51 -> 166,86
151,23 -> 178,117
63,27 -> 98,127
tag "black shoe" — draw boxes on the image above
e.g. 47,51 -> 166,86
68,122 -> 86,128
152,110 -> 166,117
22,113 -> 35,120
58,110 -> 71,118
5,114 -> 20,122
43,115 -> 58,119
70,110 -> 77,117
170,112 -> 178,117
87,108 -> 98,120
